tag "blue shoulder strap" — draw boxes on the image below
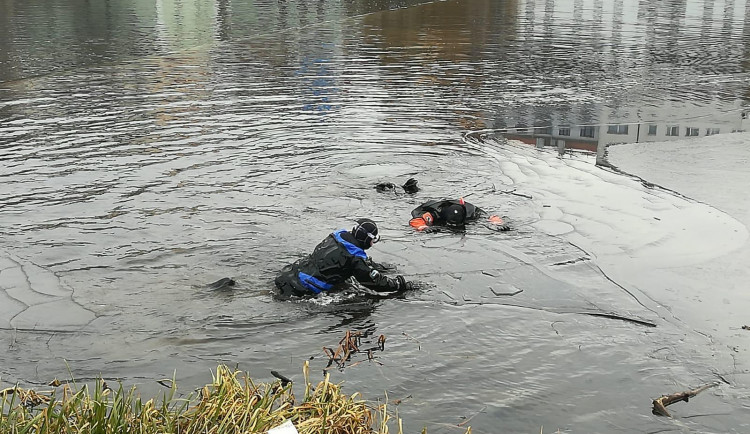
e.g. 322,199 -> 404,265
333,229 -> 367,259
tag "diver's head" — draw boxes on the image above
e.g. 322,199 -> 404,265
352,218 -> 380,249
442,204 -> 466,228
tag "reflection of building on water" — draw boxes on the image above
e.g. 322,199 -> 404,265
489,0 -> 750,157
154,0 -> 217,49
501,109 -> 749,157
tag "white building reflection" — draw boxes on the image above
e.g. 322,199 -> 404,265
500,108 -> 749,159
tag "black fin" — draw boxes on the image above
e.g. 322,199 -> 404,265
402,178 -> 419,194
207,277 -> 236,290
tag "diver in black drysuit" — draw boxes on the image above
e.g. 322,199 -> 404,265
410,199 -> 485,229
274,218 -> 414,298
409,198 -> 510,232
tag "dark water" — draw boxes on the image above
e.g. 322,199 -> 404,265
2,0 -> 750,432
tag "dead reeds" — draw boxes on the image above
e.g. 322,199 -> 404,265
0,361 -> 403,434
322,331 -> 386,374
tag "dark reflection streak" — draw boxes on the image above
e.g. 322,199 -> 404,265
639,0 -> 657,94
668,0 -> 686,66
0,2 -> 11,80
745,1 -> 750,105
318,311 -> 377,335
722,0 -> 735,36
592,0 -> 603,44
573,0 -> 583,23
278,0 -> 288,31
317,0 -> 325,22
298,0 -> 309,27
700,0 -> 714,41
216,0 -> 231,42
607,0 -> 624,119
568,0 -> 584,128
611,0 -> 623,54
523,0 -> 534,46
539,0 -> 554,132
543,0 -> 554,38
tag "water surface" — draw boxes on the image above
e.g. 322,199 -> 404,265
2,0 -> 750,432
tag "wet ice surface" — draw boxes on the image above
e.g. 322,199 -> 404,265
2,0 -> 750,432
3,134 -> 749,432
607,133 -> 750,370
0,250 -> 95,330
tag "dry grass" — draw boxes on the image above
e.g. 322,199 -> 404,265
0,361 -> 423,434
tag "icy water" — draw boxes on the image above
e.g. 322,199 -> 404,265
2,0 -> 750,432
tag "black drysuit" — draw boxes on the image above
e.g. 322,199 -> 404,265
410,199 -> 484,226
274,229 -> 404,297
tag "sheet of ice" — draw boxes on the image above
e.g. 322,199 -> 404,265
0,249 -> 95,330
467,133 -> 750,385
492,140 -> 747,271
605,133 -> 750,353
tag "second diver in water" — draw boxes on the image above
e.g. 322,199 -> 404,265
409,198 -> 510,232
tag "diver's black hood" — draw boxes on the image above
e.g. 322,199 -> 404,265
351,218 -> 379,250
340,230 -> 368,250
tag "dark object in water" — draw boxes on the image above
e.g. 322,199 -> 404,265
374,178 -> 419,194
271,370 -> 292,386
374,182 -> 397,193
207,277 -> 235,290
402,178 -> 419,194
583,312 -> 656,327
652,383 -> 718,417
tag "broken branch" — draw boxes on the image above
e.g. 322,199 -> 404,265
652,383 -> 718,417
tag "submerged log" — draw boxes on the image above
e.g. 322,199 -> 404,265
652,383 -> 718,417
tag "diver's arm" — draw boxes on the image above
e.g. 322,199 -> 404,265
469,204 -> 510,230
365,257 -> 397,272
353,258 -> 405,292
